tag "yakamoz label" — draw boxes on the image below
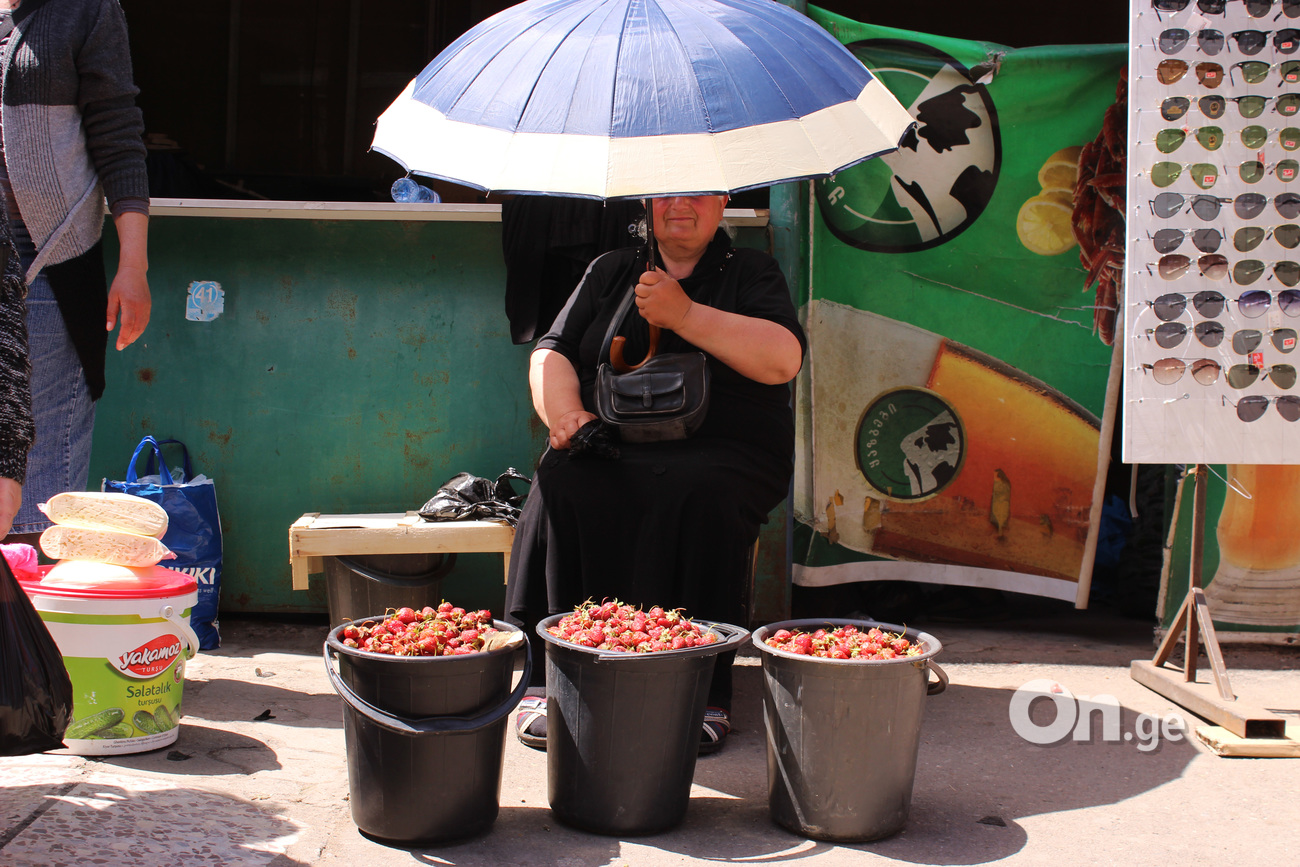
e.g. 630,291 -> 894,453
114,635 -> 183,678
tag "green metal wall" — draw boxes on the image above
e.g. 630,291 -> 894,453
93,215 -> 788,621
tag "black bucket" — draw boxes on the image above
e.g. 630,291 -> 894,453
536,614 -> 749,836
323,553 -> 453,625
751,618 -> 947,843
324,617 -> 531,844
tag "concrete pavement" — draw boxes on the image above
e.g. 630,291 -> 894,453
2,596 -> 1297,866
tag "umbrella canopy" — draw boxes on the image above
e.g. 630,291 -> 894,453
373,0 -> 914,199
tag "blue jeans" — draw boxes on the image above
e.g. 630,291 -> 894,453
10,270 -> 95,534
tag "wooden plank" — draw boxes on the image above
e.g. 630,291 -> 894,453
1131,660 -> 1288,739
287,512 -> 515,591
1196,724 -> 1300,758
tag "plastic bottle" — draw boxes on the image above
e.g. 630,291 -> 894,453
391,177 -> 440,204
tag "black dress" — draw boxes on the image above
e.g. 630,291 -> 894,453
505,229 -> 806,697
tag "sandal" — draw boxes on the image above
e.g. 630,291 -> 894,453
699,707 -> 731,755
515,696 -> 548,750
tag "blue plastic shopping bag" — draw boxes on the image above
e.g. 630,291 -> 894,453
103,436 -> 223,649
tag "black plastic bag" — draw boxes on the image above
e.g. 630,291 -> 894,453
419,468 -> 531,526
0,553 -> 74,756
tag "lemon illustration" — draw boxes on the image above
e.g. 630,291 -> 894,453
1016,190 -> 1076,257
1037,145 -> 1083,194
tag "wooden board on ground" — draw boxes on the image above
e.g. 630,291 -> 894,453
1195,723 -> 1300,758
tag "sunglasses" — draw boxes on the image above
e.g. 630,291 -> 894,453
1159,29 -> 1191,54
1153,227 -> 1223,253
1157,127 -> 1224,153
1236,287 -> 1300,316
1238,0 -> 1300,18
1226,95 -> 1276,118
1160,95 -> 1233,121
1157,59 -> 1225,86
1278,29 -> 1300,53
1140,358 -> 1223,386
1147,290 -> 1229,320
1152,0 -> 1229,14
1226,394 -> 1300,422
1146,320 -> 1227,348
1228,29 -> 1272,55
1232,259 -> 1300,286
1239,124 -> 1300,149
1236,191 -> 1300,218
1151,161 -> 1221,189
1226,363 -> 1298,388
1234,223 -> 1300,251
1231,327 -> 1299,354
1151,253 -> 1231,281
1240,159 -> 1300,183
1149,191 -> 1300,220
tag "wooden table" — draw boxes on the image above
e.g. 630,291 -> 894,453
288,512 -> 516,590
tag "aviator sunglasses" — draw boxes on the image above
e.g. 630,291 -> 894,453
1140,358 -> 1223,386
1146,320 -> 1226,348
1146,290 -> 1228,320
1151,253 -> 1230,280
1157,59 -> 1225,86
1226,363 -> 1298,389
1233,223 -> 1300,251
1230,259 -> 1300,285
1225,394 -> 1300,422
1231,327 -> 1298,354
1152,227 -> 1223,253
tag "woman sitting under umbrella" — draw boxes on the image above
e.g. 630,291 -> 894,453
506,193 -> 805,754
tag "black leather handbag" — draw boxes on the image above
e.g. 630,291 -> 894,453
594,283 -> 710,443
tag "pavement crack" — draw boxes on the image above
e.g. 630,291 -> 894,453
0,782 -> 78,851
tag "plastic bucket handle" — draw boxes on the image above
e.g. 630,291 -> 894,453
160,603 -> 201,659
332,553 -> 454,588
926,661 -> 948,696
324,637 -> 531,737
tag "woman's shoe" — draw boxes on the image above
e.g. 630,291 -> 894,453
699,707 -> 731,755
515,696 -> 548,750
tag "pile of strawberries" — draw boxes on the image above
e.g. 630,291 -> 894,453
548,599 -> 718,653
765,625 -> 922,660
338,602 -> 498,656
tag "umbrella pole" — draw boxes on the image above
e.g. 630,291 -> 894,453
610,201 -> 660,372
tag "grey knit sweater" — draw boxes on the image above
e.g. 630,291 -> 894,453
3,0 -> 149,284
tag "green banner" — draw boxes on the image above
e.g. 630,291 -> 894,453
794,10 -> 1126,602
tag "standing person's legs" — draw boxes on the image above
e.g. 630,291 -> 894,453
7,272 -> 95,540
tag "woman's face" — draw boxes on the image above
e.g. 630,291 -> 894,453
652,195 -> 728,252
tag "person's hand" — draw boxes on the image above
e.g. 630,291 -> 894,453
0,477 -> 21,538
635,268 -> 694,331
549,409 -> 599,450
106,264 -> 151,350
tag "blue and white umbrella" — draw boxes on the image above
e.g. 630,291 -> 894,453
372,0 -> 914,199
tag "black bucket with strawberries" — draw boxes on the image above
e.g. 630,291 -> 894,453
752,618 -> 947,842
324,603 -> 531,844
537,601 -> 749,836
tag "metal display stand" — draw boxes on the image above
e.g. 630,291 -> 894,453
1130,466 -> 1287,740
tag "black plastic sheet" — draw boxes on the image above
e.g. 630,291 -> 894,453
1,553 -> 73,756
419,468 -> 531,526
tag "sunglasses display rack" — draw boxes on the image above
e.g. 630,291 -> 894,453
1128,0 -> 1300,462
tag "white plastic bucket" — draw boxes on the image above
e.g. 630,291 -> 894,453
20,564 -> 199,755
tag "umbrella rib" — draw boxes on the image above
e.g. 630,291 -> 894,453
510,2 -> 618,134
